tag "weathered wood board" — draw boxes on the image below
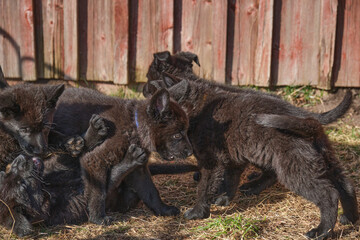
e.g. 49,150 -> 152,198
181,0 -> 227,83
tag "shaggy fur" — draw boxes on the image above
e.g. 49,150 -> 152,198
144,51 -> 353,206
0,143 -> 147,236
148,75 -> 358,239
51,87 -> 192,225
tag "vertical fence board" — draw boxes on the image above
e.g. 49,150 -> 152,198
0,0 -> 5,72
39,0 -> 64,79
135,0 -> 173,83
276,0 -> 322,86
20,0 -> 36,80
2,0 -> 22,78
64,0 -> 77,80
335,0 -> 360,87
113,0 -> 128,84
181,0 -> 227,83
231,0 -> 273,86
318,0 -> 338,89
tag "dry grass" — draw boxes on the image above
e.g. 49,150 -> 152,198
1,89 -> 359,240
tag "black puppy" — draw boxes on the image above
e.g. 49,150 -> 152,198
0,143 -> 147,236
147,74 -> 358,239
51,87 -> 192,225
144,51 -> 353,206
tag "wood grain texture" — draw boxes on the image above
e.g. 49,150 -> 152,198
113,0 -> 128,84
318,0 -> 338,89
181,0 -> 227,83
231,0 -> 273,86
135,0 -> 174,82
39,0 -> 64,79
64,0 -> 77,80
2,0 -> 22,78
272,0 -> 337,88
335,0 -> 360,87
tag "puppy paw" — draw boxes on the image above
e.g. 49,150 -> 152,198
65,136 -> 84,157
157,205 -> 180,216
90,114 -> 107,137
90,216 -> 113,226
184,206 -> 210,220
239,182 -> 263,196
126,144 -> 147,166
305,227 -> 331,240
214,196 -> 230,206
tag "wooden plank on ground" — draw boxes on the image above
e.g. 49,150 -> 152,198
334,0 -> 360,87
135,0 -> 174,83
231,0 -> 273,86
113,0 -> 128,84
181,0 -> 227,83
64,0 -> 77,80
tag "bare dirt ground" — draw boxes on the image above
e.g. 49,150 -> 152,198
1,88 -> 359,240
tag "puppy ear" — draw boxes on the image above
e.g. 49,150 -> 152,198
168,79 -> 189,103
162,72 -> 181,88
0,66 -> 9,89
147,89 -> 170,119
153,51 -> 171,63
44,84 -> 65,108
183,52 -> 200,66
142,81 -> 166,98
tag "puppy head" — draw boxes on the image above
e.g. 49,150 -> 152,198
146,89 -> 193,161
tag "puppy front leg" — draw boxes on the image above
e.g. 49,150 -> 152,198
184,163 -> 226,220
123,166 -> 180,216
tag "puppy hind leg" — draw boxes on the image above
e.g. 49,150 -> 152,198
331,171 -> 359,225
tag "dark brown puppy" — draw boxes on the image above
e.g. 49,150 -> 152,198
0,113 -> 108,237
148,75 -> 358,239
144,51 -> 353,206
52,87 -> 192,225
0,143 -> 146,236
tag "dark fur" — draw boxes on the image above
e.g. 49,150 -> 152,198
0,143 -> 147,236
144,51 -> 353,206
148,75 -> 358,239
51,87 -> 192,225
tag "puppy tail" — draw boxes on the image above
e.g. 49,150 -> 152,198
255,114 -> 323,138
309,90 -> 352,124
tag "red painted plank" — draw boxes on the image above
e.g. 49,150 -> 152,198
20,0 -> 36,80
92,0 -> 113,81
335,0 -> 360,87
231,0 -> 273,86
2,0 -> 22,78
0,0 -> 4,70
64,0 -> 77,80
318,0 -> 338,89
181,0 -> 227,83
135,0 -> 174,82
113,0 -> 128,84
275,0 -> 326,86
39,0 -> 64,79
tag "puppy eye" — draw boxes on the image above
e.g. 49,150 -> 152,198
19,127 -> 31,134
172,133 -> 182,140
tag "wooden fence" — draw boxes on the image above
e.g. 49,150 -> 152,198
0,0 -> 359,88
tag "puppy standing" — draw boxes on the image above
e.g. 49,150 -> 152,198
147,75 -> 358,239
